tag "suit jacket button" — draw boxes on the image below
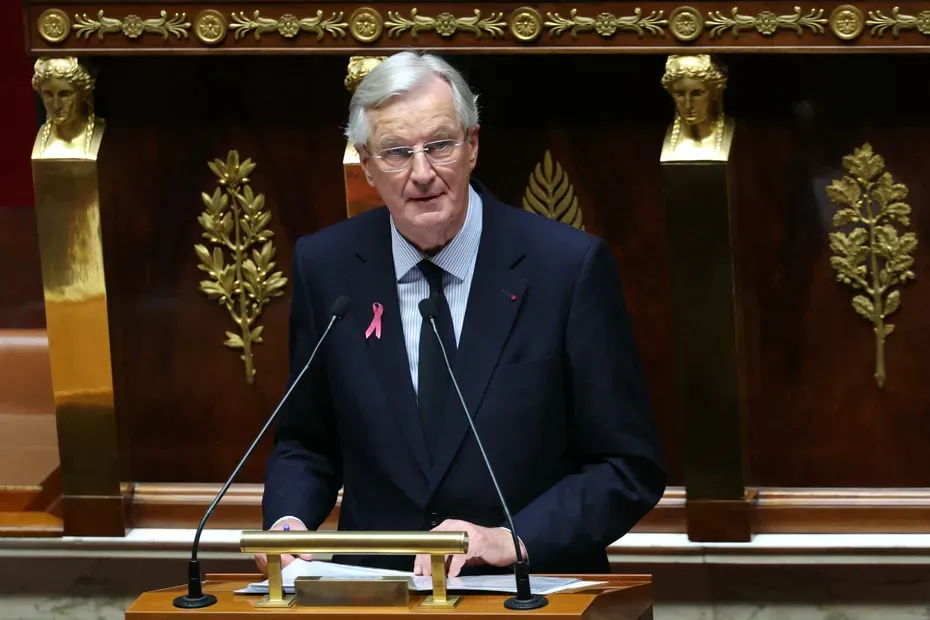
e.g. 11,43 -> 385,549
428,512 -> 440,528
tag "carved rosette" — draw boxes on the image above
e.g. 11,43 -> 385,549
194,9 -> 227,44
830,5 -> 864,40
349,7 -> 384,43
669,6 -> 704,41
37,8 -> 71,43
510,7 -> 543,42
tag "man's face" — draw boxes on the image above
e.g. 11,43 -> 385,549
359,75 -> 479,251
41,77 -> 80,128
670,76 -> 713,126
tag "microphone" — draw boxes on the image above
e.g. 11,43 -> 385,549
173,295 -> 351,609
417,297 -> 547,611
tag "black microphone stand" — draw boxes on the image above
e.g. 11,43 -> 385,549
173,297 -> 349,608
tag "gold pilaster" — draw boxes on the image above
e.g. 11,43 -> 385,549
343,56 -> 386,218
31,57 -> 126,536
660,55 -> 753,542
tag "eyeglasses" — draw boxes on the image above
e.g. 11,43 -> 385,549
366,131 -> 470,173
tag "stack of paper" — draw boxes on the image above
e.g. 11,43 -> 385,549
235,560 -> 605,596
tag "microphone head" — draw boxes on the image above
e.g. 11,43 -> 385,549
418,296 -> 438,320
330,295 -> 351,319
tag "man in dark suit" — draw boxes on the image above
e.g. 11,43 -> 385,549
258,51 -> 665,578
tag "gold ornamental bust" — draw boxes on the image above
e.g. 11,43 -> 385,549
31,57 -> 105,160
660,54 -> 734,162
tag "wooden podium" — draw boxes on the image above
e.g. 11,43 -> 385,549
126,573 -> 653,619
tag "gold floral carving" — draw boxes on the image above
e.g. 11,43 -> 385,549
74,10 -> 190,40
195,151 -> 288,386
523,151 -> 584,231
705,7 -> 827,38
510,7 -> 543,42
385,9 -> 507,39
669,6 -> 704,41
866,8 -> 930,37
194,9 -> 227,44
349,7 -> 383,42
38,8 -> 71,43
545,8 -> 667,38
230,10 -> 348,40
827,143 -> 917,389
830,5 -> 864,40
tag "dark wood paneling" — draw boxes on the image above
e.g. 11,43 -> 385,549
729,54 -> 930,486
0,208 -> 45,329
94,55 -> 352,483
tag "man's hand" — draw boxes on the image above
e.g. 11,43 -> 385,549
413,519 -> 525,578
253,518 -> 314,577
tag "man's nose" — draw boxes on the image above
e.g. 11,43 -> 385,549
409,151 -> 434,184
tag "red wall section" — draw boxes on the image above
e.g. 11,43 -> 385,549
2,3 -> 38,207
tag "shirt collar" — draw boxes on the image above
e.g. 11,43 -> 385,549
390,183 -> 483,283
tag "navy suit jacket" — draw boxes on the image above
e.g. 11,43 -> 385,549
262,181 -> 666,574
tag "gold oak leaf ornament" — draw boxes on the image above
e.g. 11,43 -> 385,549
827,143 -> 917,388
195,151 -> 288,385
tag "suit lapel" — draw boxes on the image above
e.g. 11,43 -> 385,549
427,195 -> 527,496
351,210 -> 432,480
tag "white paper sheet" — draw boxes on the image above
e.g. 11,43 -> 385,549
234,559 -> 605,595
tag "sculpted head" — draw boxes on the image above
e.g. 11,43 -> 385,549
32,57 -> 95,133
346,51 -> 480,253
661,54 -> 727,127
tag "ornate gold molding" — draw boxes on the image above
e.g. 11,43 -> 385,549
74,10 -> 190,40
195,151 -> 288,385
523,151 -> 584,231
545,8 -> 667,38
385,9 -> 507,39
827,143 -> 917,389
867,8 -> 930,37
705,6 -> 827,38
230,10 -> 348,40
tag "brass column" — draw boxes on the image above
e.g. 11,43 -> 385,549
30,57 -> 127,536
659,55 -> 755,542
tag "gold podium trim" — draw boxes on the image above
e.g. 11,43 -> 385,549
240,530 -> 468,610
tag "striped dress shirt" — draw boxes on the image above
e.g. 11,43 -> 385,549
390,184 -> 483,396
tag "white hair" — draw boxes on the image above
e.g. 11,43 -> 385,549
345,51 -> 479,146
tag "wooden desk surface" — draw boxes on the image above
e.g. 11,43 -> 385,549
126,574 -> 652,619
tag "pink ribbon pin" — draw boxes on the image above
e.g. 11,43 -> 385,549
365,302 -> 383,340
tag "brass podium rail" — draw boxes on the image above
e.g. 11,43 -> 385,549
240,531 -> 468,609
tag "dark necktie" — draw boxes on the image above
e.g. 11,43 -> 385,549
417,259 -> 457,460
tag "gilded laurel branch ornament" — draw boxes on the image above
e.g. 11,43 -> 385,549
545,8 -> 667,38
384,9 -> 507,39
74,10 -> 190,40
866,8 -> 930,37
705,6 -> 827,38
195,151 -> 288,385
827,143 -> 917,389
230,10 -> 348,40
523,151 -> 584,230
